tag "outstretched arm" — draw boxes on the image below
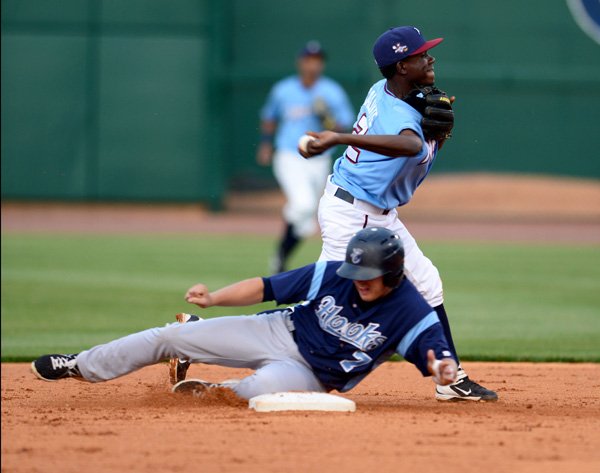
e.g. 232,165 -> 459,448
426,349 -> 457,386
399,317 -> 458,385
298,129 -> 422,159
256,120 -> 276,166
185,277 -> 265,308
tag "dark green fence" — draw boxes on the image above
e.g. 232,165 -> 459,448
2,0 -> 599,207
1,0 -> 224,207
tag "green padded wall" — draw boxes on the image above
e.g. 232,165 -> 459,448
1,0 -> 220,206
2,0 -> 599,206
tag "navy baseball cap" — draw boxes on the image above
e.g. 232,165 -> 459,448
373,26 -> 443,67
299,40 -> 326,59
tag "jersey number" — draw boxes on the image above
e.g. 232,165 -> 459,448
340,350 -> 372,373
344,113 -> 368,164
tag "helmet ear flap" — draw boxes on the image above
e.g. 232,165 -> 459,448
383,270 -> 404,288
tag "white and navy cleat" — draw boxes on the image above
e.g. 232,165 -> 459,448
31,354 -> 82,382
435,370 -> 498,402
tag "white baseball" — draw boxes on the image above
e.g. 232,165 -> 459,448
298,134 -> 316,153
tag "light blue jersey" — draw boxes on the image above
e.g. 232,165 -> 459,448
332,79 -> 439,209
261,76 -> 354,153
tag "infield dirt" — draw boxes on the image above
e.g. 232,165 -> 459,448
2,362 -> 600,473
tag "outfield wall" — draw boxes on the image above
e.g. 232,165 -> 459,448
2,0 -> 599,207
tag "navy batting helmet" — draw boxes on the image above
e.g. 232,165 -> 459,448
336,227 -> 404,287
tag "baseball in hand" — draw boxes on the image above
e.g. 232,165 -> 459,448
298,134 -> 316,153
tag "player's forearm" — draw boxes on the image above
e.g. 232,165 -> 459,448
210,277 -> 265,307
338,133 -> 422,157
260,120 -> 277,139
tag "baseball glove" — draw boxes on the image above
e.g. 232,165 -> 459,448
313,97 -> 337,130
402,86 -> 454,141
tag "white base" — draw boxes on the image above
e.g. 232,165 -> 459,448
248,392 -> 356,412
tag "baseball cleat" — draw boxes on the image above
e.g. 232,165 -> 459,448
168,313 -> 202,385
435,376 -> 498,402
220,379 -> 241,389
172,378 -> 240,397
175,313 -> 201,324
172,379 -> 217,397
31,354 -> 82,382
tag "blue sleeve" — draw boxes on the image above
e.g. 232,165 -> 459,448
265,261 -> 328,305
396,313 -> 457,377
262,277 -> 274,302
260,84 -> 281,121
378,101 -> 423,137
399,107 -> 425,139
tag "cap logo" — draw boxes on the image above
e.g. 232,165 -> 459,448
392,43 -> 408,54
350,248 -> 364,264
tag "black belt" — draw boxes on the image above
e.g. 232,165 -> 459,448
281,310 -> 298,343
288,316 -> 298,343
334,187 -> 391,215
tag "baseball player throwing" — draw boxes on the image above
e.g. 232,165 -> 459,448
31,227 -> 458,399
298,26 -> 497,401
257,41 -> 355,274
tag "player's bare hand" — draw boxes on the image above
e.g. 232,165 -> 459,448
427,349 -> 458,386
298,131 -> 339,158
185,283 -> 213,308
256,142 -> 273,166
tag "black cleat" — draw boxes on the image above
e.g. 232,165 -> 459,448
31,354 -> 82,382
436,376 -> 498,402
175,313 -> 200,324
168,313 -> 201,385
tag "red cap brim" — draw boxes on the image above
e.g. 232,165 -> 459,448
409,37 -> 444,56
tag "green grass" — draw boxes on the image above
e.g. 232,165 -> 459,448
2,234 -> 599,362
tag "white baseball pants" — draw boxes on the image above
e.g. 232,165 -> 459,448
318,177 -> 444,307
76,311 -> 325,399
272,150 -> 331,238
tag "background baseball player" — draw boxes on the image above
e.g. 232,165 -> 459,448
298,26 -> 497,401
257,41 -> 355,274
31,227 -> 458,400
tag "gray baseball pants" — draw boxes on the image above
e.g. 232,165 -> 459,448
76,310 -> 326,399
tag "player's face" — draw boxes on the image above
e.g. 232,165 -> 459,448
298,56 -> 325,86
403,51 -> 436,86
353,277 -> 393,302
